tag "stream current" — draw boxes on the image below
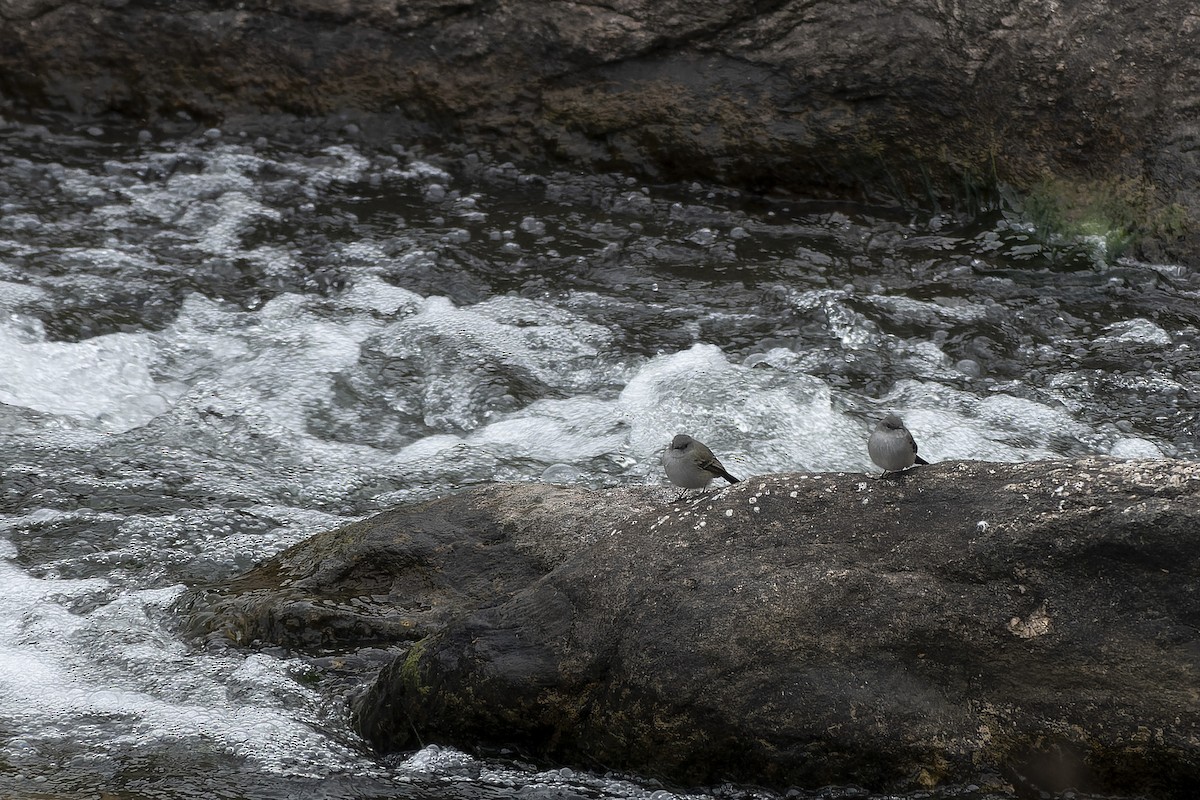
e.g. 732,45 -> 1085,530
0,112 -> 1196,800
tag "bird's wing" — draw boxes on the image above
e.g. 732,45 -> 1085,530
701,456 -> 741,484
910,433 -> 929,465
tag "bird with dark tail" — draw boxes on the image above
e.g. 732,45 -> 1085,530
663,434 -> 740,500
867,413 -> 929,476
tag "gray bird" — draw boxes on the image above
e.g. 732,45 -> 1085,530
867,413 -> 929,475
663,434 -> 741,498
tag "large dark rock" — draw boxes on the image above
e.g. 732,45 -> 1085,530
184,458 -> 1200,798
182,482 -> 662,653
1,0 -> 1196,262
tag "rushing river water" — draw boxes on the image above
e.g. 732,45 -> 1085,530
0,111 -> 1195,800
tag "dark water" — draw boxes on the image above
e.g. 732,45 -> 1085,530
0,110 -> 1192,800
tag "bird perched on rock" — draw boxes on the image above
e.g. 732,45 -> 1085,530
663,434 -> 741,499
867,413 -> 929,475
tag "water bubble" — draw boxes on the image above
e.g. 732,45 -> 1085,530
519,216 -> 546,235
955,358 -> 982,378
1109,437 -> 1163,458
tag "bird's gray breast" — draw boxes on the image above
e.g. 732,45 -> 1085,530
868,429 -> 916,471
664,448 -> 714,488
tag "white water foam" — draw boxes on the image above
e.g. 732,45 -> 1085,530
0,313 -> 182,433
0,554 -> 373,783
0,253 -> 1122,502
618,343 -> 850,477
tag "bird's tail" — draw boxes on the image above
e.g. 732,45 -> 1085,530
914,455 -> 929,466
709,465 -> 741,484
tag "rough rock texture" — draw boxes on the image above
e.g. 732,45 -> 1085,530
182,482 -> 662,653
185,458 -> 1200,798
1,0 -> 1197,262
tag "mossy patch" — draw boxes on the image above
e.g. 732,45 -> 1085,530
399,638 -> 431,699
1015,175 -> 1191,262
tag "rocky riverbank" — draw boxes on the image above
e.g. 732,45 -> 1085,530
2,0 -> 1197,262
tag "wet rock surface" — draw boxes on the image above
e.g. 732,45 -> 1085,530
182,482 -> 661,652
2,0 -> 1197,262
186,458 -> 1200,798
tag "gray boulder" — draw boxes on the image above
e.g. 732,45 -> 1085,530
2,0 -> 1197,262
182,482 -> 657,653
185,458 -> 1200,797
